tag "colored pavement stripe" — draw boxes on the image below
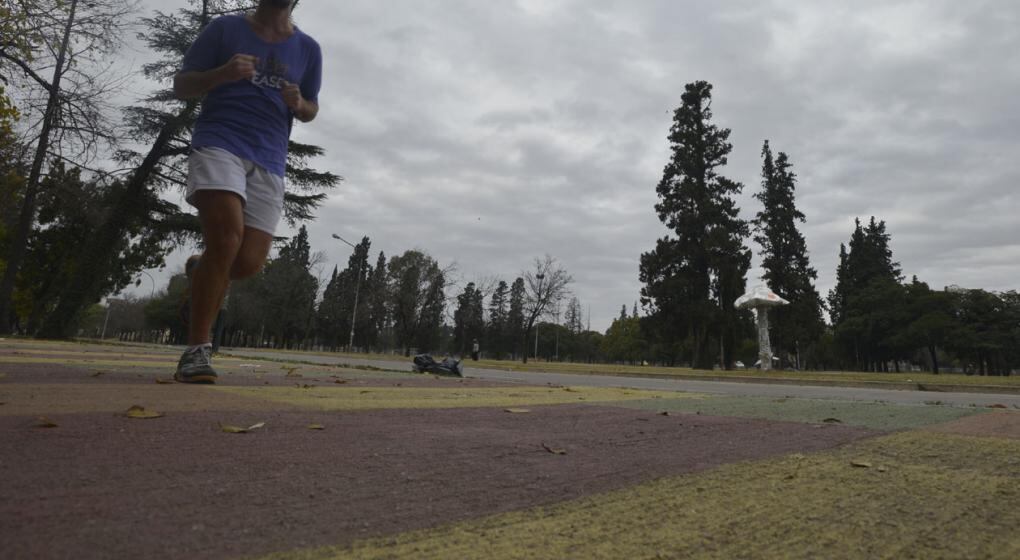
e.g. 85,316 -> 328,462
0,405 -> 873,559
0,383 -> 291,415
0,383 -> 698,416
926,411 -> 1020,440
212,385 -> 703,410
262,431 -> 1020,560
608,395 -> 983,430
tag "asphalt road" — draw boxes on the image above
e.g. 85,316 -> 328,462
221,348 -> 1020,408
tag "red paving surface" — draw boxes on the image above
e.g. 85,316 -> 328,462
0,402 -> 874,559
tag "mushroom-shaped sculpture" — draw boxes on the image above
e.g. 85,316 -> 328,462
734,285 -> 790,371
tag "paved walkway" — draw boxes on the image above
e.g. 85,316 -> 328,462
224,348 -> 1020,407
1,340 -> 1018,559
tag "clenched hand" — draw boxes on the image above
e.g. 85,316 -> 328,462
281,81 -> 304,113
220,54 -> 258,82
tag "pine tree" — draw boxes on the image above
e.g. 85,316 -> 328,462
257,226 -> 318,347
487,280 -> 509,357
507,277 -> 525,358
752,141 -> 825,368
829,216 -> 904,371
316,266 -> 343,349
365,251 -> 388,350
639,80 -> 750,369
564,296 -> 583,334
454,282 -> 485,353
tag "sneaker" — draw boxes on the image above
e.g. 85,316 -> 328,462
175,345 -> 217,384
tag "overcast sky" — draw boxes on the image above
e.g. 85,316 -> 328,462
124,0 -> 1020,332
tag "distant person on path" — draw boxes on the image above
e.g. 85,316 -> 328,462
172,0 -> 322,383
471,338 -> 480,361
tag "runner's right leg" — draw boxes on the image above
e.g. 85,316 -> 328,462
176,191 -> 245,383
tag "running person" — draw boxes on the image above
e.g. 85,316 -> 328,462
172,0 -> 322,383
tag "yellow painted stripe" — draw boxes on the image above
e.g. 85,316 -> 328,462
0,383 -> 281,415
259,432 -> 1020,560
213,385 -> 699,411
0,356 -> 249,367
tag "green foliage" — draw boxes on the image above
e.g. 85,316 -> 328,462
507,277 -> 525,357
486,280 -> 509,358
828,217 -> 905,370
387,250 -> 445,356
752,141 -> 825,368
13,162 -> 168,334
453,282 -> 484,353
640,80 -> 751,369
601,316 -> 644,364
143,273 -> 189,343
224,226 -> 318,348
564,296 -> 584,334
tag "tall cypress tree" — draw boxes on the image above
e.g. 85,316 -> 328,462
507,277 -> 525,358
639,81 -> 750,369
487,280 -> 509,358
365,251 -> 388,350
453,282 -> 484,353
752,141 -> 824,368
829,217 -> 904,371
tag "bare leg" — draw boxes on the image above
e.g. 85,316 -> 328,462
189,191 -> 245,346
230,226 -> 274,280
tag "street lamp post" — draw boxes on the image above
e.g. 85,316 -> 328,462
333,233 -> 363,352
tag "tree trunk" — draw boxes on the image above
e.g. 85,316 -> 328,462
0,0 -> 79,333
928,345 -> 939,374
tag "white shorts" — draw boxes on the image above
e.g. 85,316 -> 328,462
186,146 -> 285,235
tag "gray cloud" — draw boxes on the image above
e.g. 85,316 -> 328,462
135,0 -> 1019,331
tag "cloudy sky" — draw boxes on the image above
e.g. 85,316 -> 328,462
125,0 -> 1020,332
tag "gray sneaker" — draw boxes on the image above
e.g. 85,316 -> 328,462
175,345 -> 218,384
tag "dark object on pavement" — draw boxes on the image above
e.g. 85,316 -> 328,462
412,354 -> 463,377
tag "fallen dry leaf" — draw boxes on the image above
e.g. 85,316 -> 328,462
877,466 -> 889,473
505,408 -> 531,414
334,379 -> 348,384
219,421 -> 266,434
154,378 -> 175,385
36,416 -> 58,428
307,424 -> 325,430
988,404 -> 1008,409
563,387 -> 580,393
659,411 -> 672,417
124,405 -> 164,419
851,460 -> 872,469
90,371 -> 106,378
283,367 -> 302,378
542,443 -> 567,455
822,418 -> 843,424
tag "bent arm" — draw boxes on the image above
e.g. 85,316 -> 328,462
294,99 -> 319,123
173,68 -> 229,100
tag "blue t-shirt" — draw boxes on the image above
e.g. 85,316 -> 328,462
181,15 -> 322,176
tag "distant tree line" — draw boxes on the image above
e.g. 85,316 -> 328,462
631,80 -> 1018,375
1,5 -> 1014,378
